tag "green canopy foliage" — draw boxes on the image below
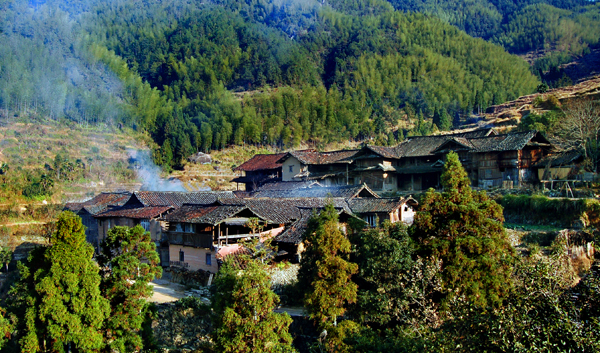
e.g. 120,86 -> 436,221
0,247 -> 12,272
0,307 -> 15,350
413,151 -> 514,309
298,204 -> 358,329
435,255 -> 600,352
349,222 -> 443,334
349,222 -> 415,328
211,259 -> 295,353
7,211 -> 109,353
98,225 -> 163,352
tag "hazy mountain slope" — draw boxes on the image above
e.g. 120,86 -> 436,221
84,0 -> 538,165
388,0 -> 589,40
1,0 -> 595,172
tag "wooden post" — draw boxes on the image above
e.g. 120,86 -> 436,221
346,163 -> 349,185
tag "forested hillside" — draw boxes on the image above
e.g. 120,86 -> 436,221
391,0 -> 597,46
0,0 -> 598,170
392,0 -> 600,86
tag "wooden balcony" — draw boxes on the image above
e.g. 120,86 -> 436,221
168,232 -> 213,248
218,233 -> 260,240
170,261 -> 189,268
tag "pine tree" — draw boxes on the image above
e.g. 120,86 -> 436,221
298,204 -> 358,329
0,246 -> 12,272
438,108 -> 453,131
0,307 -> 15,350
212,259 -> 294,353
349,222 -> 415,328
8,211 -> 110,352
98,225 -> 162,352
413,152 -> 514,309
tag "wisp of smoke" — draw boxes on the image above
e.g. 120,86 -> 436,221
127,149 -> 187,191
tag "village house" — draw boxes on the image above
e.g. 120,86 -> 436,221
231,153 -> 286,191
273,202 -> 356,263
161,199 -> 299,271
94,191 -> 234,264
534,149 -> 584,181
345,129 -> 496,191
233,129 -> 553,193
348,197 -> 418,227
74,183 -> 418,272
64,192 -> 131,252
353,129 -> 553,191
279,149 -> 359,186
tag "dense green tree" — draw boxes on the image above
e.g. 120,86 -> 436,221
7,211 -> 109,352
349,222 -> 415,328
349,222 -> 443,346
98,225 -> 162,352
518,110 -> 562,134
0,307 -> 15,350
211,259 -> 295,353
298,204 -> 358,329
436,255 -> 600,352
413,151 -> 514,310
0,246 -> 12,272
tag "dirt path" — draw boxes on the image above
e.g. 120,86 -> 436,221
149,279 -> 187,303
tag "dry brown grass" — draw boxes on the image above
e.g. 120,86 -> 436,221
0,119 -> 145,203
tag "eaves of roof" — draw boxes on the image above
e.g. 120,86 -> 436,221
95,206 -> 173,219
233,153 -> 287,172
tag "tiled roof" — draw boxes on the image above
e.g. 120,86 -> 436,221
366,130 -> 548,158
284,149 -> 359,165
534,149 -> 583,167
233,191 -> 253,198
217,245 -> 252,269
288,197 -> 351,212
432,137 -> 475,152
95,206 -> 172,219
274,208 -> 313,244
64,192 -> 131,215
230,175 -> 280,184
274,204 -> 356,244
218,198 -> 302,224
233,153 -> 286,172
254,181 -> 322,191
468,131 -> 547,152
391,135 -> 452,158
133,191 -> 234,208
349,197 -> 412,214
161,205 -> 249,225
252,184 -> 379,199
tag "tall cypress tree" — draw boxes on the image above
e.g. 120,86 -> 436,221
98,225 -> 162,352
413,151 -> 514,309
8,211 -> 109,353
298,204 -> 358,329
212,259 -> 294,353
